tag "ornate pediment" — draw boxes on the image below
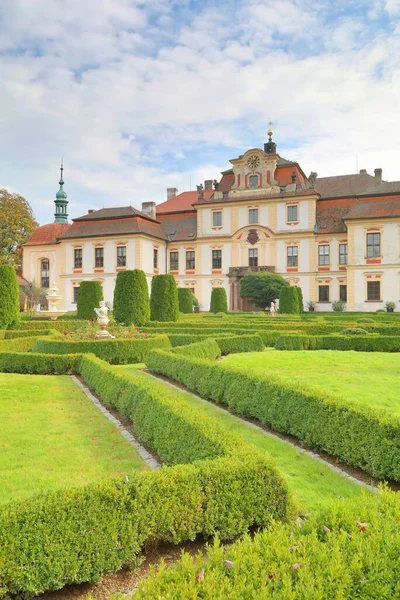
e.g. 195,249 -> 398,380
228,148 -> 280,198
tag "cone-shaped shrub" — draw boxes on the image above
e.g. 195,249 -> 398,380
279,286 -> 300,314
77,281 -> 103,320
113,269 -> 150,325
0,265 -> 20,329
178,288 -> 194,314
150,274 -> 179,321
210,287 -> 228,313
296,286 -> 304,313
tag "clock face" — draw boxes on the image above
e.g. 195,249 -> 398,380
247,154 -> 260,170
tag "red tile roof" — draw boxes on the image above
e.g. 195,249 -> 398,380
316,195 -> 400,233
156,190 -> 214,214
315,173 -> 400,198
158,212 -> 197,241
24,222 -> 71,246
73,206 -> 153,221
59,217 -> 167,241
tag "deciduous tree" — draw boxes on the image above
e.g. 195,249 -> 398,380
240,272 -> 288,310
0,189 -> 38,269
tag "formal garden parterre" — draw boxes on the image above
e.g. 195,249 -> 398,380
0,268 -> 399,598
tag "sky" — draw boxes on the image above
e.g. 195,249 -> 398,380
1,0 -> 399,224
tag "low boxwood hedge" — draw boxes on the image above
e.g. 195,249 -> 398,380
172,338 -> 221,360
0,354 -> 290,597
215,334 -> 264,355
275,334 -> 400,352
146,350 -> 400,480
1,329 -> 55,339
134,489 -> 400,600
32,335 -> 171,364
0,352 -> 78,374
17,319 -> 86,331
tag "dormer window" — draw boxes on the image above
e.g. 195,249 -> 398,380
249,175 -> 259,188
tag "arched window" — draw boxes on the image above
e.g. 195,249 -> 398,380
41,259 -> 50,288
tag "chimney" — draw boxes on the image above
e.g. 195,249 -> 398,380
374,168 -> 382,185
141,201 -> 156,220
88,209 -> 96,214
359,169 -> 367,175
167,187 -> 178,200
204,180 -> 213,190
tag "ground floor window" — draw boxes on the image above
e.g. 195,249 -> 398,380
339,284 -> 347,302
249,248 -> 258,267
318,285 -> 329,302
73,286 -> 80,304
367,280 -> 381,301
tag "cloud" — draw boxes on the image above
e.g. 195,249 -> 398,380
0,0 -> 399,223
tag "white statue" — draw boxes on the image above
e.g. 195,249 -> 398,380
270,301 -> 276,315
95,300 -> 114,338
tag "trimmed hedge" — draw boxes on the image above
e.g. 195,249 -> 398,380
275,334 -> 400,352
150,274 -> 179,322
167,333 -> 233,347
0,265 -> 20,329
2,328 -> 56,339
0,352 -> 78,374
210,288 -> 228,314
0,353 -> 290,598
296,286 -> 304,313
172,339 -> 221,360
178,288 -> 194,314
113,269 -> 150,326
18,320 -> 86,331
76,281 -> 103,320
135,489 -> 400,600
33,335 -> 171,364
279,286 -> 300,314
146,350 -> 400,480
215,334 -> 265,355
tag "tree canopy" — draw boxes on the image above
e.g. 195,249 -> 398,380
240,271 -> 288,309
0,189 -> 38,270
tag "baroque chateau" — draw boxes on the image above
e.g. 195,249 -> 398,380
23,129 -> 400,312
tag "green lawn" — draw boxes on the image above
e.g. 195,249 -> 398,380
0,374 -> 147,504
223,349 -> 400,416
117,365 -> 365,513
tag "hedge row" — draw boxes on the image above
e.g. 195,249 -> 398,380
146,350 -> 400,480
275,334 -> 400,352
167,333 -> 233,347
32,335 -> 171,364
134,489 -> 400,599
215,334 -> 265,355
0,336 -> 42,353
0,352 -> 78,374
172,339 -> 222,360
0,355 -> 290,597
1,329 -> 55,339
17,319 -> 86,331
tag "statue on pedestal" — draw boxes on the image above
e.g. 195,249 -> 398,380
95,301 -> 115,338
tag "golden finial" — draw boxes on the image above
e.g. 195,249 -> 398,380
267,120 -> 274,138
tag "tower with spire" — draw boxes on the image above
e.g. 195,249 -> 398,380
54,160 -> 68,223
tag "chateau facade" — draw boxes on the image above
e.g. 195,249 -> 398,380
23,132 -> 400,312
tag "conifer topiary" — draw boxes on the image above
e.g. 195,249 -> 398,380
296,286 -> 304,313
279,286 -> 300,314
150,274 -> 179,321
76,280 -> 103,320
178,288 -> 194,314
113,269 -> 150,325
0,265 -> 20,329
210,287 -> 228,313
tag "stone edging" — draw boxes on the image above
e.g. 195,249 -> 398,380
71,375 -> 160,470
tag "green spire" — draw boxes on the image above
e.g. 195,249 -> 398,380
54,159 -> 68,223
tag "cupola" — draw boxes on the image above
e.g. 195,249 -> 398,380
264,122 -> 277,155
54,160 -> 69,223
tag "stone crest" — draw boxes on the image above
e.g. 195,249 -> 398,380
246,229 -> 259,245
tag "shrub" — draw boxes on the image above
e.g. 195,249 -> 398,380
135,490 -> 400,600
240,271 -> 288,310
146,350 -> 400,480
295,287 -> 304,313
113,269 -> 150,326
76,281 -> 103,319
0,352 -> 78,374
215,334 -> 265,355
0,265 -> 20,329
17,319 -> 86,331
341,328 -> 368,335
279,286 -> 300,314
172,339 -> 221,360
357,318 -> 374,323
150,275 -> 179,322
275,334 -> 400,353
210,288 -> 228,313
33,335 -> 171,364
178,288 -> 194,314
332,300 -> 346,312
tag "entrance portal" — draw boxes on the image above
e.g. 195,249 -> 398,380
228,266 -> 275,311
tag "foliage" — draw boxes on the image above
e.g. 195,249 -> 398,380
76,281 -> 103,320
0,264 -> 20,329
332,300 -> 346,312
113,269 -> 150,326
172,338 -> 221,360
341,328 -> 368,335
150,274 -> 179,322
0,352 -> 78,374
275,334 -> 400,353
215,334 -> 265,355
295,286 -> 304,313
385,301 -> 396,310
357,318 -> 374,323
178,288 -> 194,314
210,287 -> 228,313
279,286 -> 300,314
0,189 -> 38,269
146,350 -> 400,480
240,271 -> 288,309
135,490 -> 400,600
21,281 -> 47,313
